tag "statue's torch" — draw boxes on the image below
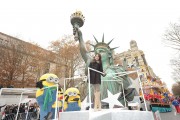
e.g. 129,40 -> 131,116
70,11 -> 85,41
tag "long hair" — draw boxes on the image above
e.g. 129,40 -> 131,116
92,53 -> 102,63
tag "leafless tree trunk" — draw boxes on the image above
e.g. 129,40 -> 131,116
163,21 -> 180,82
163,23 -> 180,50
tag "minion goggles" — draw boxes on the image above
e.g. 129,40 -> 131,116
41,76 -> 59,84
67,91 -> 79,96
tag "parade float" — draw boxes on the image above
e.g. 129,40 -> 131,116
0,10 -> 156,120
142,75 -> 172,113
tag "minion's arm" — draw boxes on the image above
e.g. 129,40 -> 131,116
78,99 -> 81,108
36,89 -> 44,98
63,101 -> 68,110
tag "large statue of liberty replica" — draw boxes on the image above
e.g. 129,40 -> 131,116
70,11 -> 135,107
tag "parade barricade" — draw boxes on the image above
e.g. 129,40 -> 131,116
2,112 -> 37,120
17,112 -> 37,120
2,113 -> 15,120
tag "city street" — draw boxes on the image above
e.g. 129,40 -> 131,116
160,106 -> 180,120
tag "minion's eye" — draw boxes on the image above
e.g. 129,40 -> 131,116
49,77 -> 53,81
68,92 -> 73,96
54,78 -> 59,83
73,92 -> 77,96
46,76 -> 55,83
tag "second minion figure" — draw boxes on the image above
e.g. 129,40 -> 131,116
64,87 -> 81,111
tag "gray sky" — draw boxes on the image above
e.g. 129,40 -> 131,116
0,0 -> 180,90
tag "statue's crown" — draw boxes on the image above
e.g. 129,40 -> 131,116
89,34 -> 119,52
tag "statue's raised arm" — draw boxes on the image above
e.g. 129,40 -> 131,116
71,11 -> 92,74
73,26 -> 91,63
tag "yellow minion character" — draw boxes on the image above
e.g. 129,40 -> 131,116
64,87 -> 81,111
36,73 -> 59,120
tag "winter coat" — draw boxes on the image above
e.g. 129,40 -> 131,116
89,61 -> 103,84
172,99 -> 179,106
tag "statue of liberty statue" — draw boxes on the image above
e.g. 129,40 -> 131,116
70,11 -> 135,106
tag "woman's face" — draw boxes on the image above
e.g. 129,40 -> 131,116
95,54 -> 100,61
96,48 -> 108,62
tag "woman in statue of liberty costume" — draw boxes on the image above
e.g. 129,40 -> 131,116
73,26 -> 135,107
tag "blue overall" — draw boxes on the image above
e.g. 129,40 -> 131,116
36,88 -> 57,120
65,102 -> 81,111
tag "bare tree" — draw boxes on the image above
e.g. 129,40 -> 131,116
164,22 -> 180,50
0,36 -> 48,88
49,35 -> 84,88
0,44 -> 22,87
170,57 -> 180,82
163,21 -> 180,82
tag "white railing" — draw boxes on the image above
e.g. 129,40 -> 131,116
15,90 -> 35,120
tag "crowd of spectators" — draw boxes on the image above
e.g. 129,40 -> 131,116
1,102 -> 40,120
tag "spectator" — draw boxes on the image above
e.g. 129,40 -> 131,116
172,97 -> 180,113
0,104 -> 6,112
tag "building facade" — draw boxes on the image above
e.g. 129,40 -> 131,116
115,40 -> 172,112
115,40 -> 157,81
0,32 -> 63,87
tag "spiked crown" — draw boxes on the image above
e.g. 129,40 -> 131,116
89,34 -> 119,53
